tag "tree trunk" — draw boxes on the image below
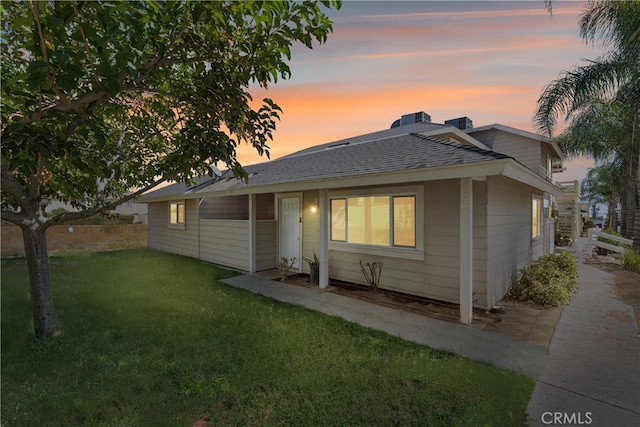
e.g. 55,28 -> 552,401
621,186 -> 636,237
634,154 -> 640,249
21,225 -> 59,338
620,191 -> 628,234
607,195 -> 617,229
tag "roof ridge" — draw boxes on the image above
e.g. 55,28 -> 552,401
410,133 -> 510,159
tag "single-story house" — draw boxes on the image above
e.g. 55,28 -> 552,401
140,112 -> 562,324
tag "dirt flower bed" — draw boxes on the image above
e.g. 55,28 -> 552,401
277,274 -> 561,348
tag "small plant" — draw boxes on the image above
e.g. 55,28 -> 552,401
304,252 -> 320,284
359,260 -> 382,292
622,247 -> 640,274
278,257 -> 297,281
509,252 -> 577,306
303,251 -> 319,267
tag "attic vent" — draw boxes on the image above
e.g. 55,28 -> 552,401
391,111 -> 431,128
445,117 -> 473,130
327,141 -> 350,149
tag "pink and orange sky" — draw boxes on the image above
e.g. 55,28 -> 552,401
240,0 -> 605,183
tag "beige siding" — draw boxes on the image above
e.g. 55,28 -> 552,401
199,220 -> 249,270
147,200 -> 199,258
149,195 -> 277,272
301,181 -> 490,308
256,220 -> 277,270
472,129 -> 545,178
200,195 -> 248,220
146,177 -> 542,310
485,176 -> 544,306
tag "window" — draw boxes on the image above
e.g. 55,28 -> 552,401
170,201 -> 185,225
532,195 -> 542,238
330,199 -> 346,241
330,194 -> 416,248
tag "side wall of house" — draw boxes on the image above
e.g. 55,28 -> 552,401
471,129 -> 545,177
485,175 -> 545,306
199,220 -> 249,270
300,180 -> 490,308
256,220 -> 278,270
148,196 -> 277,271
147,199 -> 200,258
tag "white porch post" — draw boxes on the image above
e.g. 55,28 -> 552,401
318,189 -> 329,289
248,194 -> 257,273
460,178 -> 473,325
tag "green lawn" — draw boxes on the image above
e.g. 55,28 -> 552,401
1,249 -> 534,426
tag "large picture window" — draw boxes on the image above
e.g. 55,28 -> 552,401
170,201 -> 185,225
331,194 -> 416,248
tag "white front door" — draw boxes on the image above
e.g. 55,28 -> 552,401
279,196 -> 301,269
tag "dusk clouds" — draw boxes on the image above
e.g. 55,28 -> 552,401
243,1 -> 604,182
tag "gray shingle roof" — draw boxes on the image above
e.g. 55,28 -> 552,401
142,129 -> 510,200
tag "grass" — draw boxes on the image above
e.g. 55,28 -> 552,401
622,247 -> 640,273
2,249 -> 534,426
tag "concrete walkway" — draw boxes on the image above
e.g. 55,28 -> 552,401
221,273 -> 548,379
527,239 -> 640,426
221,238 -> 639,426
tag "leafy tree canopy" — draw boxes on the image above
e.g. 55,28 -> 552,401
0,0 -> 340,339
1,0 -> 340,227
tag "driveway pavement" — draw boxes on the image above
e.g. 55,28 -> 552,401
221,238 -> 639,426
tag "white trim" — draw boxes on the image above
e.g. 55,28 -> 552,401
328,242 -> 425,261
276,192 -> 303,270
531,193 -> 543,240
318,189 -> 329,288
327,185 -> 424,258
168,200 -> 186,229
459,178 -> 473,325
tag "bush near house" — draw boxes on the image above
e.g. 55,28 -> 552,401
622,248 -> 640,274
509,252 -> 578,306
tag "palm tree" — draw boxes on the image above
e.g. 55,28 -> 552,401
554,99 -> 637,236
581,163 -> 621,229
535,0 -> 640,248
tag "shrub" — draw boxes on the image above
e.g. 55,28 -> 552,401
509,252 -> 577,306
622,248 -> 640,274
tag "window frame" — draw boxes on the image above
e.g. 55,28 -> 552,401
169,200 -> 186,229
532,194 -> 542,239
329,186 -> 424,260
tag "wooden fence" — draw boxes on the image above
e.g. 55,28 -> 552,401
586,228 -> 632,257
1,224 -> 147,257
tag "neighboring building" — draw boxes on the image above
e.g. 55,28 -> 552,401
45,198 -> 148,224
140,112 -> 561,324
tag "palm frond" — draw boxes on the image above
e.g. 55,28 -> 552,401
580,0 -> 640,62
534,53 -> 633,136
